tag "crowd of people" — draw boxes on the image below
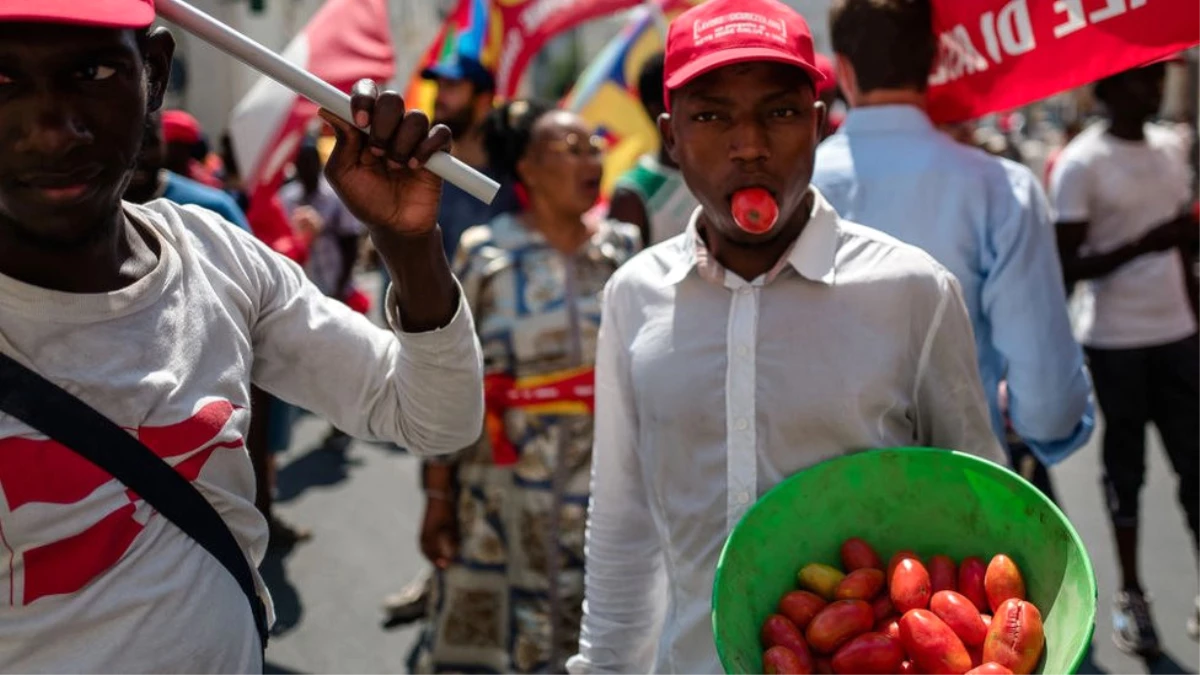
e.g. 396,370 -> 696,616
0,0 -> 1196,673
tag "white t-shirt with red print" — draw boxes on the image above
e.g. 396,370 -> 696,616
0,200 -> 483,672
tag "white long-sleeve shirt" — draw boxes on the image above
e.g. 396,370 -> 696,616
568,190 -> 1005,674
0,200 -> 484,672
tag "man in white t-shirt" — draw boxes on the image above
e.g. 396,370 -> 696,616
0,1 -> 485,671
1051,60 -> 1200,656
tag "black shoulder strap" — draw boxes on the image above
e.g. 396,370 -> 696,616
0,352 -> 269,651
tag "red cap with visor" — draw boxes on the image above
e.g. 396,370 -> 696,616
0,0 -> 155,29
663,0 -> 826,112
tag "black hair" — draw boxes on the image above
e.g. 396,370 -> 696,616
481,99 -> 556,185
830,0 -> 936,94
636,52 -> 666,117
1093,62 -> 1166,108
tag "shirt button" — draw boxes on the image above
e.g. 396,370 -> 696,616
736,345 -> 749,358
735,418 -> 749,431
736,492 -> 751,505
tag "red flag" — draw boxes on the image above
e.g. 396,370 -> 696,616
228,0 -> 395,245
492,0 -> 648,98
926,0 -> 1199,123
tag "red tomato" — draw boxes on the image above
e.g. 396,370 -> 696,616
967,663 -> 1014,674
889,550 -> 921,579
731,187 -> 779,234
982,599 -> 1044,675
764,645 -> 814,674
763,613 -> 812,664
899,609 -> 973,675
836,568 -> 886,601
899,661 -> 917,674
930,590 -> 989,646
958,557 -> 989,613
840,538 -> 883,571
929,555 -> 958,594
983,555 -> 1026,612
780,591 -> 829,632
891,558 -> 933,613
806,600 -> 875,655
831,632 -> 905,674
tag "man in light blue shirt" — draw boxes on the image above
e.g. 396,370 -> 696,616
812,0 -> 1094,491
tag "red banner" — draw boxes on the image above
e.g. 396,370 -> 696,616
492,0 -> 646,98
926,0 -> 1199,124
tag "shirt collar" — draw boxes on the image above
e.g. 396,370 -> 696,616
661,187 -> 840,288
839,105 -> 935,136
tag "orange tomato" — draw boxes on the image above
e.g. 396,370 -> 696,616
983,555 -> 1026,612
930,590 -> 989,647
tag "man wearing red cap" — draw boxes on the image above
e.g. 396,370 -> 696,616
0,1 -> 484,672
569,0 -> 1003,672
161,109 -> 224,188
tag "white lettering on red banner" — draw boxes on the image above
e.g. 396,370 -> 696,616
926,0 -> 1194,119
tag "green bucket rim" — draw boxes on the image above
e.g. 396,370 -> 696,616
711,447 -> 1098,674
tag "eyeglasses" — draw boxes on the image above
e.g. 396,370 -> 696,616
543,132 -> 607,158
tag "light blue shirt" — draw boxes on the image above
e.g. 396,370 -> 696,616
813,105 -> 1094,466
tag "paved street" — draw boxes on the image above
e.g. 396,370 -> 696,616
259,277 -> 1199,675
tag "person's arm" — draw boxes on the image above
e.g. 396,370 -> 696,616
244,232 -> 482,455
606,186 -> 651,249
567,278 -> 663,675
319,82 -> 460,333
1050,156 -> 1183,288
980,171 -> 1093,464
247,82 -> 483,454
913,270 -> 1008,466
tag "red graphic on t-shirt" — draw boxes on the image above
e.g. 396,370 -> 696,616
0,400 -> 242,605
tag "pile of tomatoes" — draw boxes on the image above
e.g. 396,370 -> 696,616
759,538 -> 1045,674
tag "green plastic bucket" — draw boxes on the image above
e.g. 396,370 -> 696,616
712,447 -> 1096,674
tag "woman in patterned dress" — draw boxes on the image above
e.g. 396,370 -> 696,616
410,100 -> 641,674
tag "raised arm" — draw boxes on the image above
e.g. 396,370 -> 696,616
249,81 -> 485,455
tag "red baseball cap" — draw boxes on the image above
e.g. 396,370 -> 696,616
0,0 -> 155,29
813,53 -> 837,97
663,0 -> 825,112
162,110 -> 202,145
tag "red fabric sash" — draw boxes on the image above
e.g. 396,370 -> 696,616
484,368 -> 595,466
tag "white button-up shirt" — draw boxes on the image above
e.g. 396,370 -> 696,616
567,189 -> 1005,674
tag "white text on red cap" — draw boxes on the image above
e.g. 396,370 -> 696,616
692,12 -> 789,48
